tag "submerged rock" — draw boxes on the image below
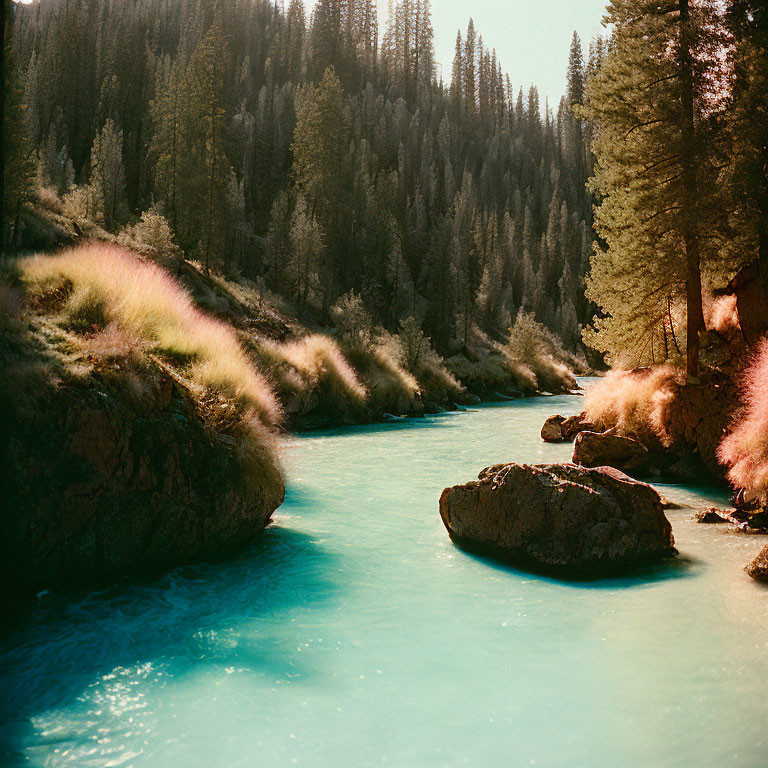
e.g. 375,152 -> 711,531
746,543 -> 768,582
695,509 -> 731,524
439,463 -> 675,578
573,431 -> 649,472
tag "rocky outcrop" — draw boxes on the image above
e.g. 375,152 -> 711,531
439,463 -> 675,578
541,414 -> 593,443
1,363 -> 285,596
660,371 -> 737,479
573,431 -> 650,472
746,543 -> 768,583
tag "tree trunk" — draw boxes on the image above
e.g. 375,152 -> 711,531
679,0 -> 705,377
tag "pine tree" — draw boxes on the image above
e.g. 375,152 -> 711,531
88,118 -> 126,230
184,19 -> 233,270
582,0 -> 726,372
266,190 -> 292,293
292,66 -> 349,308
726,1 -> 768,294
152,55 -> 186,231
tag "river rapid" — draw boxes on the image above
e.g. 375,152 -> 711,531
1,384 -> 767,767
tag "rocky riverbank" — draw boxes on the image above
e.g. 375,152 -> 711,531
1,241 -> 583,598
0,247 -> 288,598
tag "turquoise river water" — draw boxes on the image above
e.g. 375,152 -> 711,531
1,386 -> 768,768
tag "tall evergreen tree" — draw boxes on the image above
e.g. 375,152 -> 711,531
726,1 -> 768,296
582,0 -> 726,373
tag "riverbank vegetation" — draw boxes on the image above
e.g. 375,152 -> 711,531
718,340 -> 768,503
567,0 -> 768,501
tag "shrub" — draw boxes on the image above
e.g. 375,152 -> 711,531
391,317 -> 463,402
445,349 -> 538,396
506,310 -> 577,393
717,340 -> 768,499
35,184 -> 65,216
62,185 -> 92,223
330,293 -> 424,414
344,340 -> 421,415
20,243 -> 282,429
255,334 -> 368,418
583,366 -> 682,444
118,209 -> 180,267
331,290 -> 374,351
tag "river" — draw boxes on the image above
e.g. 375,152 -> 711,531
1,386 -> 767,767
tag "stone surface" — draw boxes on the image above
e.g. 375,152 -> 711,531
746,542 -> 768,583
562,414 -> 592,440
695,509 -> 730,525
658,371 -> 737,480
1,364 -> 285,596
541,413 -> 593,444
573,431 -> 650,472
541,415 -> 567,442
541,413 -> 595,443
439,463 -> 675,578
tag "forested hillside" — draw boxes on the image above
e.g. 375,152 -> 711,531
5,0 -> 596,352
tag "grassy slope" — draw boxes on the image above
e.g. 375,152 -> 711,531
11,195 -> 581,432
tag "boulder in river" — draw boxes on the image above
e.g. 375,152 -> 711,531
573,431 -> 649,472
439,463 -> 675,578
746,543 -> 768,583
541,413 -> 593,443
541,415 -> 567,442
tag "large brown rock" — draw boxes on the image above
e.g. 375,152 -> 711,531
746,543 -> 768,583
439,463 -> 675,577
573,431 -> 649,472
1,363 -> 285,596
661,371 -> 737,479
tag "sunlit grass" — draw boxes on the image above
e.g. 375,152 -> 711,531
20,242 -> 282,429
256,333 -> 368,415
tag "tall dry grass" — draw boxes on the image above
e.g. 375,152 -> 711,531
255,334 -> 368,417
344,342 -> 421,415
582,366 -> 682,444
20,242 -> 282,429
718,340 -> 768,498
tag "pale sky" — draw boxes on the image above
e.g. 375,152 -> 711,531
428,0 -> 609,103
303,0 -> 610,104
